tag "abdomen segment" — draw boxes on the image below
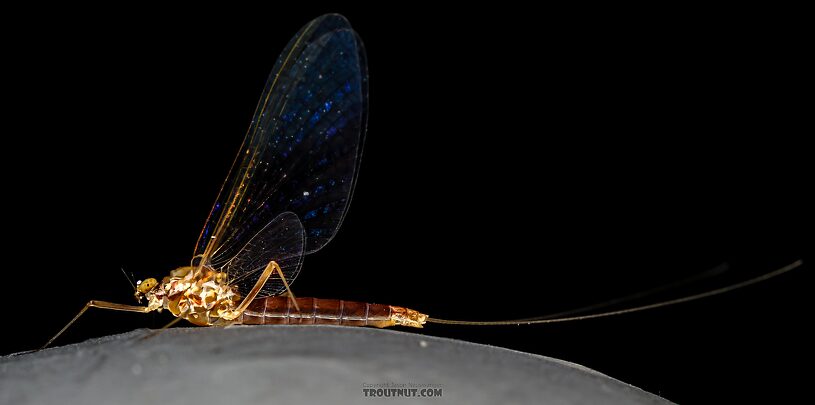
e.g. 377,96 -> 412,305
235,296 -> 427,328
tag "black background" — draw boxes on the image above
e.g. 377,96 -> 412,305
3,4 -> 810,404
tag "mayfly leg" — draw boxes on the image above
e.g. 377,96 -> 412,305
138,317 -> 185,343
272,262 -> 300,312
223,260 -> 299,321
43,301 -> 150,349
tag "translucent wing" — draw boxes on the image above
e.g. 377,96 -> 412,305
194,13 -> 368,278
222,212 -> 305,297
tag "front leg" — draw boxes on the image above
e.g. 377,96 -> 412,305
43,300 -> 151,349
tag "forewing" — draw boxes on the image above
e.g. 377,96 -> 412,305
194,14 -> 368,269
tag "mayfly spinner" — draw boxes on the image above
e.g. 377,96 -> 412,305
45,14 -> 801,349
45,14 -> 426,348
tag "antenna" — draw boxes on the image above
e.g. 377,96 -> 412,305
120,267 -> 136,291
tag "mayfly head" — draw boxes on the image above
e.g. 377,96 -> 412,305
134,278 -> 159,303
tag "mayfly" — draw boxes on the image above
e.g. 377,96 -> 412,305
45,14 -> 801,348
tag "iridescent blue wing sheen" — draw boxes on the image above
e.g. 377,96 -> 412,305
193,13 -> 368,283
222,212 -> 305,297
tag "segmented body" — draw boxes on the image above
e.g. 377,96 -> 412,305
236,296 -> 427,328
145,266 -> 427,328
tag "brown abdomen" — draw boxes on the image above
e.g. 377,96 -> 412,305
235,297 -> 410,328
